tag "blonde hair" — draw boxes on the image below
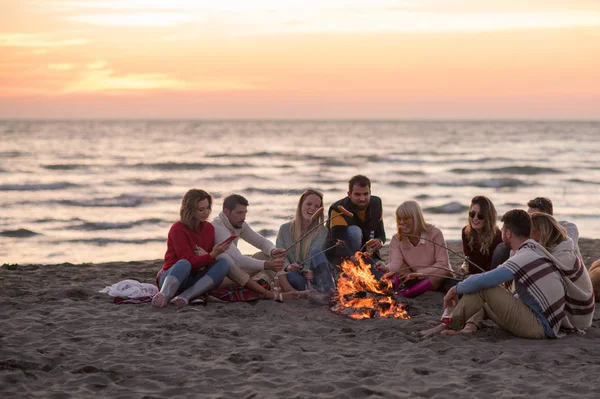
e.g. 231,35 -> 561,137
530,212 -> 567,249
464,196 -> 498,255
290,189 -> 324,261
180,189 -> 212,230
395,200 -> 432,241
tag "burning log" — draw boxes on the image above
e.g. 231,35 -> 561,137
331,252 -> 410,320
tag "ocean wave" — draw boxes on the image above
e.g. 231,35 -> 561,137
0,182 -> 80,191
258,229 -> 277,238
134,162 -> 253,171
206,151 -> 289,159
450,166 -> 562,175
242,188 -> 308,196
71,218 -> 164,231
389,180 -> 427,187
128,178 -> 173,186
35,217 -> 81,223
0,151 -> 24,158
439,178 -> 529,188
59,237 -> 165,246
568,179 -> 600,185
58,194 -> 153,208
0,228 -> 39,238
42,164 -> 89,171
424,201 -> 469,214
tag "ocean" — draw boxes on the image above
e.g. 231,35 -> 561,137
1,120 -> 598,265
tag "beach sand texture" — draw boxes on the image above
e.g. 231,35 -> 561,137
2,240 -> 600,399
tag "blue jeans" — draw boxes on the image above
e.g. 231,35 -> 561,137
158,258 -> 230,292
286,248 -> 336,293
347,225 -> 363,253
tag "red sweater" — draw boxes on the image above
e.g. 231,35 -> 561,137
162,221 -> 216,274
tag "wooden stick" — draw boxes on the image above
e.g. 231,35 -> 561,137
298,243 -> 339,268
403,272 -> 464,282
403,233 -> 486,273
409,264 -> 462,276
284,212 -> 345,252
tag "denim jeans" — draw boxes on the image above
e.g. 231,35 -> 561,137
347,225 -> 363,253
286,247 -> 336,293
158,258 -> 230,292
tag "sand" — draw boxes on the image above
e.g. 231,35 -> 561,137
2,239 -> 600,399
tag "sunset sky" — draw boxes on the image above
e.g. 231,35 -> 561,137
1,0 -> 599,119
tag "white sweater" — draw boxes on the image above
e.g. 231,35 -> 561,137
212,211 -> 275,272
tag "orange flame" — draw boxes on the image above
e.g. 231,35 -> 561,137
332,252 -> 409,319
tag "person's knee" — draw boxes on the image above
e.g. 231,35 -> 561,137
209,259 -> 231,282
286,272 -> 306,291
346,226 -> 363,251
169,259 -> 192,281
174,259 -> 192,272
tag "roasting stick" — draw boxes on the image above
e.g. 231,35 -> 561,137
403,272 -> 464,282
408,264 -> 463,276
402,233 -> 486,273
283,205 -> 354,252
298,241 -> 343,269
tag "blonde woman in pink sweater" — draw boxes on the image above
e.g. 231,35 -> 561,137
375,200 -> 452,298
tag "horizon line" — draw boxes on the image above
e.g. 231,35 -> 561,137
1,117 -> 599,123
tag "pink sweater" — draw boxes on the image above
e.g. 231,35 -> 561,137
387,226 -> 450,273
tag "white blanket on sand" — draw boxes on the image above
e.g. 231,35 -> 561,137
99,279 -> 158,298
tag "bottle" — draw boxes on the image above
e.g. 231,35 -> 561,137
273,273 -> 282,302
440,306 -> 454,326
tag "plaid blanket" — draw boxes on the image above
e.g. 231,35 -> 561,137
209,279 -> 270,302
503,239 -> 594,337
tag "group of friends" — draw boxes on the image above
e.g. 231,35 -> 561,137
151,174 -> 599,340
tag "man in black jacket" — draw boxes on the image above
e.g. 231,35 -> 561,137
328,175 -> 386,266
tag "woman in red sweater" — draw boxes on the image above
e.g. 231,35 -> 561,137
152,189 -> 231,308
459,195 -> 509,276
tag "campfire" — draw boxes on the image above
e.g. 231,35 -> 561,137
331,252 -> 410,320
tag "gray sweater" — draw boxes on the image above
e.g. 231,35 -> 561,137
276,221 -> 328,272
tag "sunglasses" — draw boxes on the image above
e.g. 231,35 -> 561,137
469,211 -> 483,220
396,217 -> 412,224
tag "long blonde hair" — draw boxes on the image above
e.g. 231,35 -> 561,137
464,196 -> 498,255
290,189 -> 324,261
530,212 -> 567,249
396,200 -> 432,242
180,189 -> 212,230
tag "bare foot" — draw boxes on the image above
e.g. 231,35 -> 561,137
418,324 -> 448,336
441,322 -> 478,335
151,292 -> 168,308
170,296 -> 189,307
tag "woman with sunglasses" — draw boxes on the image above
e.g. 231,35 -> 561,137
375,200 -> 452,298
276,189 -> 336,294
459,196 -> 509,276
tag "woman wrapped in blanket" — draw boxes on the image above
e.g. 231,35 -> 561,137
152,189 -> 231,307
459,195 -> 510,276
276,189 -> 336,294
375,200 -> 452,298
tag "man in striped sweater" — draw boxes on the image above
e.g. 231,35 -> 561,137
420,209 -> 594,338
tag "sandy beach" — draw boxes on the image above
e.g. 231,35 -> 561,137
2,239 -> 600,399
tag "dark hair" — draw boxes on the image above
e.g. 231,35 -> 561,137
223,194 -> 249,211
348,175 -> 371,193
180,189 -> 212,230
500,209 -> 531,239
527,197 -> 553,215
